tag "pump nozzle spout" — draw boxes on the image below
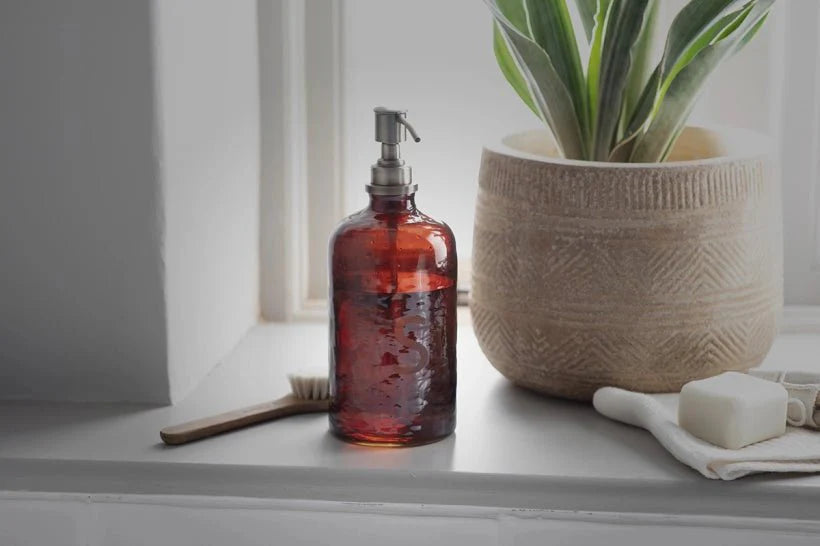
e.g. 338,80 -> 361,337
399,117 -> 421,143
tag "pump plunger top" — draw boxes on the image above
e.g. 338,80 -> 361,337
374,107 -> 421,144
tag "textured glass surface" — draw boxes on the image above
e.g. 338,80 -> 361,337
329,194 -> 457,446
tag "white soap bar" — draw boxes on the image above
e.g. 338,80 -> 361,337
678,372 -> 787,449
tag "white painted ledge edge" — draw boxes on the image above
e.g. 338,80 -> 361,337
4,489 -> 820,536
3,458 -> 820,523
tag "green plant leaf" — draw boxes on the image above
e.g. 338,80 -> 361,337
486,0 -> 586,159
575,0 -> 598,41
735,11 -> 768,51
586,0 -> 611,154
496,0 -> 529,34
608,66 -> 659,161
486,0 -> 772,163
652,2 -> 752,119
620,0 -> 658,140
657,0 -> 744,81
591,0 -> 651,160
610,0 -> 751,161
630,0 -> 774,162
493,23 -> 539,117
525,0 -> 589,146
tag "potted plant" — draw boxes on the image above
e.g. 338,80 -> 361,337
473,0 -> 781,400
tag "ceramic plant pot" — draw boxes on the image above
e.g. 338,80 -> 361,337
471,127 -> 783,401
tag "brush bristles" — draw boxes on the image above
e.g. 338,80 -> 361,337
288,375 -> 330,400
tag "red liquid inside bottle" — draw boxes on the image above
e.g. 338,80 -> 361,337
329,193 -> 457,446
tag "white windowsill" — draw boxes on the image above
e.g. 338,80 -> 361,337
2,308 -> 820,521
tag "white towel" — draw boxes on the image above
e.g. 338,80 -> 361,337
593,387 -> 820,480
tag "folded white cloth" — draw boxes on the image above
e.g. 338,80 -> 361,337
593,387 -> 820,480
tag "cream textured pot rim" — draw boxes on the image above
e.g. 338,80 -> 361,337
486,125 -> 773,169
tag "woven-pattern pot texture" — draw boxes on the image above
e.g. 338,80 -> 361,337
471,127 -> 783,401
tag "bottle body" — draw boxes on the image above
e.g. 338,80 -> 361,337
329,194 -> 457,446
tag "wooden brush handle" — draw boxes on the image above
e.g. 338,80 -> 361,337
160,394 -> 329,445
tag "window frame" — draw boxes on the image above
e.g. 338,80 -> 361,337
260,0 -> 343,321
261,0 -> 820,330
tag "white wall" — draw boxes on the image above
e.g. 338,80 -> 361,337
0,0 -> 261,403
0,1 -> 169,402
775,0 -> 820,305
152,0 -> 261,402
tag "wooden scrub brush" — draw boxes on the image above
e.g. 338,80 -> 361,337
160,375 -> 330,445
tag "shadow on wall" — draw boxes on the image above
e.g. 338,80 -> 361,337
0,1 -> 168,403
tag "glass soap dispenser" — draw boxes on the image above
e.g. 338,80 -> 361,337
329,107 -> 457,446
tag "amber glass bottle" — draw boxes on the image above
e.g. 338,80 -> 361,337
329,108 -> 457,446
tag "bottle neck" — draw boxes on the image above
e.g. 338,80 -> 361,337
369,193 -> 417,213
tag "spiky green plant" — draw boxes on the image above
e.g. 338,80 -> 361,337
487,0 -> 773,162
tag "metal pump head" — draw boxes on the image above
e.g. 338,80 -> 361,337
367,107 -> 421,196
